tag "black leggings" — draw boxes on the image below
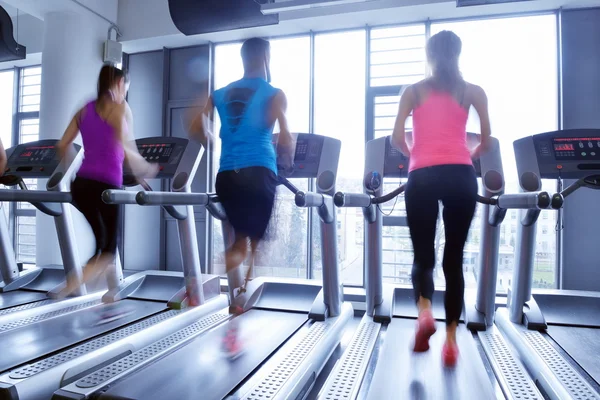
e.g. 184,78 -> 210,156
71,177 -> 121,260
405,164 -> 477,325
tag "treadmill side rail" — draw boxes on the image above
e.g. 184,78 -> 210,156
0,296 -> 228,400
317,314 -> 381,400
496,308 -> 599,400
478,326 -> 543,399
234,303 -> 354,400
52,308 -> 232,400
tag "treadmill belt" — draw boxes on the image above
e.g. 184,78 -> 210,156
0,291 -> 48,311
0,299 -> 164,373
366,318 -> 495,400
548,325 -> 600,385
98,309 -> 307,400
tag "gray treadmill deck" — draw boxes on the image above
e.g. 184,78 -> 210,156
0,299 -> 164,373
97,309 -> 307,400
548,325 -> 600,386
366,318 -> 496,400
0,291 -> 48,311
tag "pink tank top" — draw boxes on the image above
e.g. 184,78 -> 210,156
409,91 -> 472,172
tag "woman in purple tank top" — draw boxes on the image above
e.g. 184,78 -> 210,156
0,138 -> 6,175
55,65 -> 157,306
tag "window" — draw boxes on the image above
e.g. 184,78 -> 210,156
15,66 -> 42,263
369,25 -> 427,286
312,30 -> 366,285
212,37 -> 311,278
370,25 -> 427,87
0,70 -> 14,223
431,15 -> 558,290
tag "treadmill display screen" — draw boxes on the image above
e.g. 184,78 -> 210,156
553,137 -> 600,160
137,143 -> 174,164
15,146 -> 56,164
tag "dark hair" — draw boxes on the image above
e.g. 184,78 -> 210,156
426,31 -> 463,92
97,64 -> 129,99
241,37 -> 270,71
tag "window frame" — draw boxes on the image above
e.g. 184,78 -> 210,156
12,66 -> 42,263
207,11 -> 562,289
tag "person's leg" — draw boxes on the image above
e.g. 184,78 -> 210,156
405,169 -> 440,352
440,165 -> 477,366
243,167 -> 277,286
97,195 -> 122,296
57,178 -> 105,298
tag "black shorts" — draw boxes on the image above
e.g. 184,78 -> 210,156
215,167 -> 278,241
71,176 -> 121,255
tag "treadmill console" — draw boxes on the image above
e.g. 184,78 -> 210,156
123,137 -> 188,184
1,140 -> 82,184
514,129 -> 600,180
274,133 -> 341,180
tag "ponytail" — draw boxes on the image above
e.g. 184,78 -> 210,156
97,64 -> 129,100
426,31 -> 463,93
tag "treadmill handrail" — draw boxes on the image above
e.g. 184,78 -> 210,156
102,189 -> 139,205
334,185 -> 407,208
561,174 -> 600,199
295,191 -> 325,207
0,189 -> 72,203
135,191 -> 210,206
494,191 -> 553,210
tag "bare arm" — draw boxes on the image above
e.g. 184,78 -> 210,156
470,85 -> 492,159
109,104 -> 157,180
57,109 -> 83,160
391,86 -> 414,157
0,139 -> 6,174
188,96 -> 214,146
271,90 -> 294,151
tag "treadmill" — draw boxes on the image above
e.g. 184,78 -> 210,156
322,133 -> 550,399
0,140 -> 89,317
54,133 -> 354,400
0,137 -> 226,400
496,128 -> 600,399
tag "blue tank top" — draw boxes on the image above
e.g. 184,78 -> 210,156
213,78 -> 278,174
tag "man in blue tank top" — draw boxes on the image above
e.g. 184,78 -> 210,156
189,38 -> 294,318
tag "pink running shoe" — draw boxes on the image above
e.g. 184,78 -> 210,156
442,340 -> 459,367
413,309 -> 437,352
222,320 -> 244,360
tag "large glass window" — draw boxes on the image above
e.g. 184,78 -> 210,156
370,25 -> 427,286
212,37 -> 311,278
0,70 -> 14,223
312,30 -> 366,285
15,66 -> 42,264
431,15 -> 559,290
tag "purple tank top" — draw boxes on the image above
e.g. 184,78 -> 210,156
77,101 -> 125,186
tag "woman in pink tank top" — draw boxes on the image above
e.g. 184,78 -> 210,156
391,31 -> 492,367
54,65 -> 157,316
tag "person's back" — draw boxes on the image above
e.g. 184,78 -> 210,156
391,30 -> 492,368
409,81 -> 471,172
77,101 -> 125,187
213,77 -> 278,174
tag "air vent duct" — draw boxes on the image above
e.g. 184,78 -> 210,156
457,0 -> 532,6
0,6 -> 25,62
168,0 -> 279,36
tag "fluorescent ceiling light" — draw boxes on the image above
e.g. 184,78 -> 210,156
261,0 -> 373,15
